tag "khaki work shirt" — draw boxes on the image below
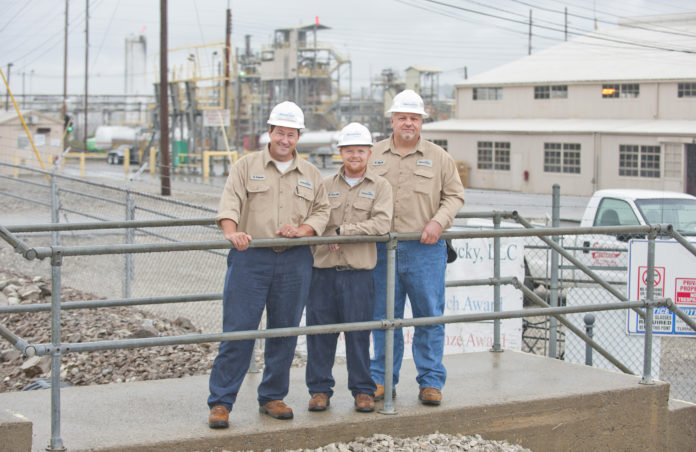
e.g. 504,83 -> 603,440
369,136 -> 465,233
312,167 -> 393,270
216,147 -> 330,239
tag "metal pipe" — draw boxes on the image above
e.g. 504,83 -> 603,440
49,250 -> 65,451
0,224 -> 32,255
515,279 -> 634,374
456,211 -> 516,219
584,314 -> 595,366
5,217 -> 214,233
381,235 -> 397,415
514,214 -> 655,319
492,212 -> 502,352
0,293 -> 222,314
27,299 -> 666,356
549,184 -> 560,359
641,232 -> 656,384
670,228 -> 696,257
665,298 -> 696,333
446,277 -> 516,288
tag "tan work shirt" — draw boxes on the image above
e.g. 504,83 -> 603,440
312,167 -> 393,270
370,136 -> 465,233
216,147 -> 330,239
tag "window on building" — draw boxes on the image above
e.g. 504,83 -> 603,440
602,83 -> 640,98
477,141 -> 510,170
534,85 -> 568,99
473,87 -> 503,100
619,144 -> 660,178
664,143 -> 682,178
37,128 -> 51,134
432,139 -> 448,151
544,143 -> 581,173
678,83 -> 696,98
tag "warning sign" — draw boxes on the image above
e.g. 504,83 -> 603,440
628,240 -> 696,336
637,266 -> 665,300
675,278 -> 696,306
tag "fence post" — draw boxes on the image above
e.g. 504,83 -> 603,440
641,231 -> 656,385
47,250 -> 66,451
549,184 -> 560,358
50,172 -> 60,247
380,235 -> 398,415
491,212 -> 502,352
124,190 -> 135,299
584,313 -> 595,366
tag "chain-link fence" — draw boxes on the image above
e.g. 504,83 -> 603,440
0,162 -> 225,333
2,163 -> 695,404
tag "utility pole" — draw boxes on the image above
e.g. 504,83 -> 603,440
63,0 -> 69,150
84,0 -> 89,150
4,62 -> 12,110
159,0 -> 171,196
528,10 -> 533,55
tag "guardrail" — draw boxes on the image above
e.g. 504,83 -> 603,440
2,218 -> 696,451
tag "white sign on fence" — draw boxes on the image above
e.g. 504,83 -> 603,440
627,239 -> 696,336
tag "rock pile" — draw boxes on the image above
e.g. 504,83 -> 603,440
0,270 -> 218,392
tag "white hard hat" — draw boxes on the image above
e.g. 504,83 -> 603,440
337,122 -> 372,147
386,89 -> 429,117
267,101 -> 305,129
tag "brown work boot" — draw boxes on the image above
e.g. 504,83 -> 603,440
354,393 -> 375,412
308,393 -> 330,411
208,405 -> 230,429
373,383 -> 396,401
259,400 -> 294,419
418,387 -> 442,406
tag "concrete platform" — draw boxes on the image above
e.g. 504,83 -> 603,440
1,350 -> 694,452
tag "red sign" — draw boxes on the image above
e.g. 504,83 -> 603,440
675,278 -> 696,306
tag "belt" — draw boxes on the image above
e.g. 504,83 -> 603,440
271,246 -> 290,253
334,265 -> 356,271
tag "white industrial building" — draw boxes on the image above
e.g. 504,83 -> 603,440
422,13 -> 696,196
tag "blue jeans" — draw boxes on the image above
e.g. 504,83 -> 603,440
305,267 -> 376,398
370,240 -> 447,390
208,246 -> 313,410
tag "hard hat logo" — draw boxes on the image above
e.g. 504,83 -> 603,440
267,101 -> 305,129
387,89 -> 429,117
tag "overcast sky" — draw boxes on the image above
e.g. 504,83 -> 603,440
1,0 -> 694,98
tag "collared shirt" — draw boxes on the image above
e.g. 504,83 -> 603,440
369,136 -> 465,233
312,166 -> 392,270
216,146 -> 330,239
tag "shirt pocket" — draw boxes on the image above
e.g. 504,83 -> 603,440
350,198 -> 372,222
328,198 -> 344,228
412,168 -> 435,195
247,181 -> 271,210
293,185 -> 314,221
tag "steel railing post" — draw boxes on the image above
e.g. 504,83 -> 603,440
47,249 -> 66,451
380,234 -> 398,415
50,172 -> 60,247
491,212 -> 502,352
584,313 -> 595,366
641,231 -> 656,385
124,190 -> 135,299
549,184 -> 560,358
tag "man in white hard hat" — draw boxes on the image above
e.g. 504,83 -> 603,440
370,89 -> 465,406
304,122 -> 392,414
208,101 -> 330,428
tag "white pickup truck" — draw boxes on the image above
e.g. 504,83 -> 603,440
525,189 -> 696,291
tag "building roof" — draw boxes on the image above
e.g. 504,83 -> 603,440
0,110 -> 62,125
422,118 -> 696,136
457,13 -> 696,86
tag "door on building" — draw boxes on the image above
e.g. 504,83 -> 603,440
687,144 -> 696,196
